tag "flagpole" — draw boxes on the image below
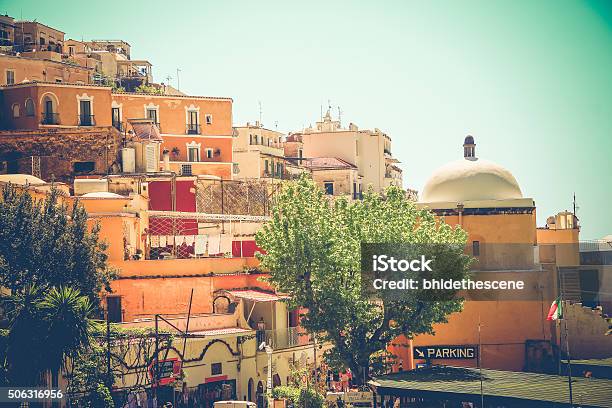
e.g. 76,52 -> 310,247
561,273 -> 574,407
478,314 -> 484,408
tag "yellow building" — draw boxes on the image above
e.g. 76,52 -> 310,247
293,110 -> 403,193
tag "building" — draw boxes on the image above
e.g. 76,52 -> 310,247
303,157 -> 361,198
112,91 -> 234,179
385,136 -> 594,374
0,14 -> 15,47
13,20 -> 65,53
292,110 -> 403,193
233,122 -> 300,180
0,54 -> 92,85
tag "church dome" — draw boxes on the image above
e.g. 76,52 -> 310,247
421,137 -> 523,203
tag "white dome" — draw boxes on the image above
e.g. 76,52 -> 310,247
421,157 -> 523,203
81,192 -> 125,198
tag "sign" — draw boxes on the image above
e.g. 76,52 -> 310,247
345,391 -> 373,407
148,358 -> 182,386
413,345 -> 478,360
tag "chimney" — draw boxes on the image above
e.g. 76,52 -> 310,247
162,150 -> 170,171
463,135 -> 476,159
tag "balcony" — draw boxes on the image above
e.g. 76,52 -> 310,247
78,114 -> 95,126
186,123 -> 201,135
112,121 -> 124,132
41,112 -> 60,125
260,327 -> 312,350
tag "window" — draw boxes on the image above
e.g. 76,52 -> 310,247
205,114 -> 212,125
249,134 -> 253,145
211,362 -> 222,376
187,110 -> 199,134
6,70 -> 15,85
277,163 -> 283,177
254,135 -> 259,145
112,107 -> 121,130
25,99 -> 35,117
206,148 -> 213,159
39,37 -> 45,45
146,108 -> 158,123
473,241 -> 480,257
73,161 -> 95,173
298,149 -> 303,159
68,46 -> 74,56
181,164 -> 193,176
324,182 -> 334,195
79,100 -> 93,125
11,103 -> 19,118
106,297 -> 122,323
188,146 -> 200,162
264,159 -> 269,174
55,78 -> 62,83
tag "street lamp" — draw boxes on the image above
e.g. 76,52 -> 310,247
259,341 -> 273,408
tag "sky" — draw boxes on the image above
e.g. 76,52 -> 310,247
3,0 -> 611,239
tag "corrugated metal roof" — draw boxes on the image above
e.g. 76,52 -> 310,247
371,366 -> 612,408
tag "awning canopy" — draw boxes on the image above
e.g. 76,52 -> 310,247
188,327 -> 253,337
225,289 -> 288,303
370,366 -> 612,408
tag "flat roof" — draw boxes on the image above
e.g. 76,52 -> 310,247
370,366 -> 612,408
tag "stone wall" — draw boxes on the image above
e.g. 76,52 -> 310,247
0,126 -> 122,183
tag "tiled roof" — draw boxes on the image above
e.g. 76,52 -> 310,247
304,157 -> 357,170
371,366 -> 612,408
128,120 -> 163,141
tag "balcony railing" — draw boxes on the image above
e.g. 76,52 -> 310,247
113,121 -> 124,132
41,112 -> 60,125
186,123 -> 201,135
78,114 -> 95,126
260,327 -> 312,350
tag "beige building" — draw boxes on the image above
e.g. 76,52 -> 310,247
14,20 -> 64,53
292,110 -> 403,193
303,157 -> 361,198
233,122 -> 300,180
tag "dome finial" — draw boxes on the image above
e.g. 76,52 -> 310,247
463,135 -> 476,160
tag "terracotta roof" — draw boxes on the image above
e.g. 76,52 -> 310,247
226,290 -> 288,303
304,157 -> 357,170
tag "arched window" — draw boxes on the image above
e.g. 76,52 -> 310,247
41,94 -> 59,125
25,99 -> 35,117
11,104 -> 19,118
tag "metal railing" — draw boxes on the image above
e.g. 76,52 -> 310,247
113,121 -> 124,132
41,112 -> 60,125
78,114 -> 96,126
261,327 -> 312,350
186,123 -> 201,134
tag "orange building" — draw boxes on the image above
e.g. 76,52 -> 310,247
388,136 -> 579,373
0,54 -> 92,85
111,92 -> 234,179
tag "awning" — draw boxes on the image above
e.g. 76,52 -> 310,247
225,290 -> 288,303
370,366 -> 612,408
189,327 -> 253,337
128,120 -> 162,141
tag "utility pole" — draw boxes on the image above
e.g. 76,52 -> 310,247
106,309 -> 112,390
561,276 -> 574,406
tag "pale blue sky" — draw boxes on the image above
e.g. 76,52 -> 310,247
4,0 -> 612,239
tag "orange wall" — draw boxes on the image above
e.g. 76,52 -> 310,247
1,84 -> 113,129
162,135 -> 233,163
111,94 -> 233,136
442,212 -> 537,244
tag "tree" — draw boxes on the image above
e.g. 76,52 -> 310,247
0,184 -> 115,304
3,286 -> 93,386
256,176 -> 471,384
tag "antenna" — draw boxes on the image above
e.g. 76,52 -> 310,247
258,101 -> 262,125
338,106 -> 342,127
176,68 -> 181,91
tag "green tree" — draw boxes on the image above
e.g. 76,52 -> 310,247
3,286 -> 94,386
0,184 -> 115,304
256,175 -> 470,384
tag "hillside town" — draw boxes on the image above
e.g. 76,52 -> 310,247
0,13 -> 611,408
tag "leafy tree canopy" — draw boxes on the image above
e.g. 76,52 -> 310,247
256,176 -> 470,383
0,184 -> 115,304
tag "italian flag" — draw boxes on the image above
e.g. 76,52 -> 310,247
547,297 -> 563,321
